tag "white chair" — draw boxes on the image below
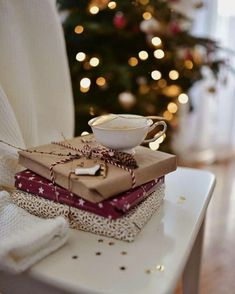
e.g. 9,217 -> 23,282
0,0 -> 74,187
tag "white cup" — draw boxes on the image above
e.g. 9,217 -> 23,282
88,114 -> 167,153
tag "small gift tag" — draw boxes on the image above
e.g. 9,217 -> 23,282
75,164 -> 101,176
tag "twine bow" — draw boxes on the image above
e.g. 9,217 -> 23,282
51,140 -> 138,188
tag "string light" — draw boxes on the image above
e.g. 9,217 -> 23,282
154,49 -> 165,59
142,12 -> 152,20
184,59 -> 193,69
80,86 -> 90,93
158,79 -> 167,88
84,62 -> 91,70
96,77 -> 106,86
156,134 -> 166,143
89,6 -> 99,14
138,51 -> 148,60
89,57 -> 100,67
167,102 -> 178,113
162,85 -> 181,97
151,37 -> 162,46
80,77 -> 91,88
76,52 -> 86,62
151,70 -> 161,80
169,70 -> 179,80
163,110 -> 173,120
149,141 -> 159,150
89,106 -> 95,115
149,134 -> 166,150
81,131 -> 89,136
74,25 -> 84,34
178,93 -> 189,104
139,84 -> 150,94
108,1 -> 117,9
128,57 -> 138,66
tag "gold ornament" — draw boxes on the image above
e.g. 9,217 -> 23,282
118,92 -> 136,109
156,264 -> 165,272
140,18 -> 161,34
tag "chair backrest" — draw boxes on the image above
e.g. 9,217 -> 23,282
0,0 -> 74,187
0,0 -> 74,146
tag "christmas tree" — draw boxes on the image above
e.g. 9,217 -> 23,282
57,0 -> 223,151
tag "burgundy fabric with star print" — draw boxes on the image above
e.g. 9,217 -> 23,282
15,170 -> 164,219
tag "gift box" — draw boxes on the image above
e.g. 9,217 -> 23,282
15,169 -> 164,219
11,183 -> 165,242
18,134 -> 176,203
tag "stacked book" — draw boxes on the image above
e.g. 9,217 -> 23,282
12,135 -> 176,242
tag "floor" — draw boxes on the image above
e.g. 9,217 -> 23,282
176,160 -> 235,293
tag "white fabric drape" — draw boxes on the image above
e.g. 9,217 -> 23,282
0,0 -> 74,186
0,191 -> 68,273
173,0 -> 235,162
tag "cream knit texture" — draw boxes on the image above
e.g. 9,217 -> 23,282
0,191 -> 69,273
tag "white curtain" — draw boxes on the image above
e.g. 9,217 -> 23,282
173,0 -> 235,162
0,0 -> 74,187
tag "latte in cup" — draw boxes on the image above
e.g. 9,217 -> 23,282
88,114 -> 167,153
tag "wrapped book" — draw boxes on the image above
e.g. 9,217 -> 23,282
18,135 -> 176,203
15,169 -> 164,219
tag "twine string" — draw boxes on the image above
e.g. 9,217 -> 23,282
0,138 -> 137,191
52,141 -> 137,188
0,139 -> 72,157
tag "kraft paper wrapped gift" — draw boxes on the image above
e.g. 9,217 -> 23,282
18,135 -> 176,203
15,169 -> 164,219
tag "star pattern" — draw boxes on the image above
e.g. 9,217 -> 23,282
38,187 -> 44,194
79,199 -> 85,206
125,203 -> 130,210
15,170 -> 160,219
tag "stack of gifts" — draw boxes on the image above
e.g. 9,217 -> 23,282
12,135 -> 176,242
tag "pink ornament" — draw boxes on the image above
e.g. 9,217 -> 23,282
185,49 -> 193,61
140,19 -> 160,34
169,21 -> 181,34
113,12 -> 127,29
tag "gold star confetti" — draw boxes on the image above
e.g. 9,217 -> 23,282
156,264 -> 165,272
96,252 -> 102,256
119,266 -> 126,270
178,196 -> 186,203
